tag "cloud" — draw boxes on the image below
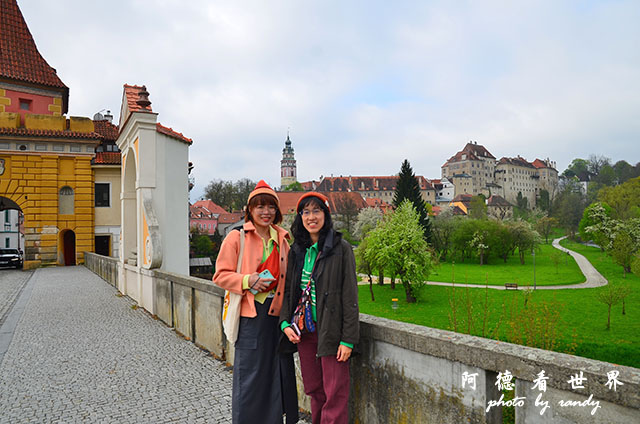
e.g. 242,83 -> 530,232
17,0 -> 640,201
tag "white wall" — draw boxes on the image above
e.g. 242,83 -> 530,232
156,133 -> 190,275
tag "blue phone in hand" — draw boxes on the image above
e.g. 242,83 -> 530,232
250,269 -> 275,294
259,269 -> 275,280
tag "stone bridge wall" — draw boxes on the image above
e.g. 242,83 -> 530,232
84,253 -> 640,423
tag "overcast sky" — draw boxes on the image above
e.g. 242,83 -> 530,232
19,0 -> 640,200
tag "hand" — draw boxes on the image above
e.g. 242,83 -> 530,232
249,273 -> 275,292
336,344 -> 352,362
284,326 -> 300,344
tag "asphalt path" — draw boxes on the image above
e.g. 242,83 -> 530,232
359,236 -> 608,291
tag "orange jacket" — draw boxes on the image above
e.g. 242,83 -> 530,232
213,221 -> 290,318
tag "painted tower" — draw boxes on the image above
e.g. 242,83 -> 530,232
280,133 -> 297,188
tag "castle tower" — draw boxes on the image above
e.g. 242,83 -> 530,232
280,133 -> 297,188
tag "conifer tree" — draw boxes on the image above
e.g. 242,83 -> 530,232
393,159 -> 432,243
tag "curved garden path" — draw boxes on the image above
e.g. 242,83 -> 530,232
360,236 -> 608,290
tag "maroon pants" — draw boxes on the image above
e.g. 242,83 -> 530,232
297,331 -> 350,424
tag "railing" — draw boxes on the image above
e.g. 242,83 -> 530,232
85,253 -> 640,423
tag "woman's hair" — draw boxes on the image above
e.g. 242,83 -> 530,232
290,196 -> 333,249
245,193 -> 283,225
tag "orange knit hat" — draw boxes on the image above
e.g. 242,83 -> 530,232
296,191 -> 330,212
247,180 -> 279,206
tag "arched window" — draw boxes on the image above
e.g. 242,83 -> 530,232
59,186 -> 74,215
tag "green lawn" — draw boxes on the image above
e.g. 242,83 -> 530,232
429,243 -> 584,286
359,241 -> 640,369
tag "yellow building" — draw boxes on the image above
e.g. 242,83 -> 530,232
0,0 -> 100,267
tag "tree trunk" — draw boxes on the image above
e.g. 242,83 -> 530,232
607,305 -> 611,330
390,274 -> 396,290
479,251 -> 484,265
401,275 -> 416,303
368,274 -> 375,302
622,298 -> 626,315
378,268 -> 385,286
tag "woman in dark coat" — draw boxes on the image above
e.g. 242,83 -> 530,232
280,192 -> 359,424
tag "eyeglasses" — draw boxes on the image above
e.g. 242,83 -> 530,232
300,208 -> 323,217
255,205 -> 277,213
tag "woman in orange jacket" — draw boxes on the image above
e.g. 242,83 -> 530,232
213,181 -> 297,424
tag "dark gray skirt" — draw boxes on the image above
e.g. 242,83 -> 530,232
232,297 -> 298,424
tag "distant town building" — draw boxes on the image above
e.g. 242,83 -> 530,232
280,134 -> 297,188
431,177 -> 455,204
276,191 -> 368,217
442,141 -> 558,209
364,197 -> 393,214
1,209 -> 23,249
449,194 -> 473,215
487,195 -> 513,220
217,212 -> 244,236
92,118 -> 121,258
311,175 -> 436,206
189,200 -> 226,235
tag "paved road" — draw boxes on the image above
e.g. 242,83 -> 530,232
0,269 -> 33,326
359,236 -> 608,290
547,236 -> 608,289
0,266 -> 236,423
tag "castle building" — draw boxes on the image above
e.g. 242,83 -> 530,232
494,156 -> 539,207
280,133 -> 297,188
442,141 -> 558,210
441,141 -> 496,196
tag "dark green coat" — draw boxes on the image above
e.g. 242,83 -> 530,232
280,229 -> 360,357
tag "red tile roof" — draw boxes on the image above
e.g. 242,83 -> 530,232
326,192 -> 368,212
365,197 -> 393,213
452,194 -> 473,203
93,152 -> 121,165
315,175 -> 433,192
300,181 -> 318,190
497,156 -> 535,168
120,84 -> 192,145
276,192 -> 306,215
0,0 -> 67,90
531,158 -> 556,170
156,123 -> 193,145
218,212 -> 243,224
190,204 -> 218,218
93,120 -> 119,141
123,84 -> 153,113
0,127 -> 101,140
443,142 -> 495,167
276,191 -> 368,215
193,200 -> 227,214
462,142 -> 495,159
487,195 -> 512,207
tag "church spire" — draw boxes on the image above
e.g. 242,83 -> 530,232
280,132 -> 297,188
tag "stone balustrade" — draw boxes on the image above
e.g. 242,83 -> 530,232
84,252 -> 640,423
